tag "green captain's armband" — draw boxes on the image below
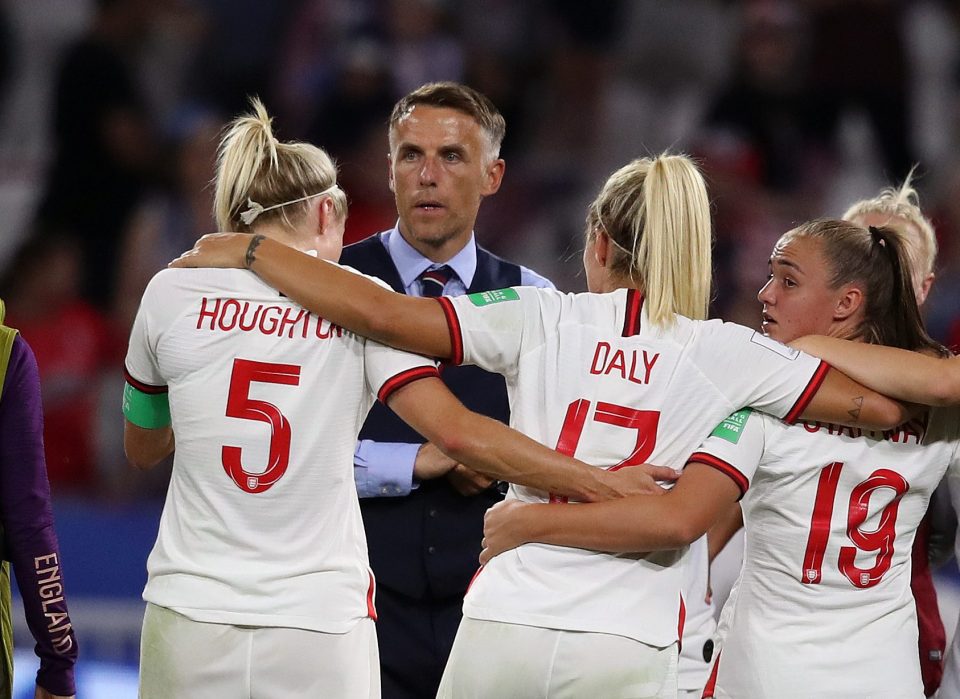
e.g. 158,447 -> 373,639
123,382 -> 172,429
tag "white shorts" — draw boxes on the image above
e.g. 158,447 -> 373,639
437,617 -> 678,699
139,603 -> 380,698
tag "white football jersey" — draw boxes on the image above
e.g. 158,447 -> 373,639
698,408 -> 960,699
125,266 -> 436,633
438,287 -> 826,647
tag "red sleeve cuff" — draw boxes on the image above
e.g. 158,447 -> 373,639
436,297 -> 464,365
784,360 -> 830,425
688,452 -> 749,499
377,365 -> 441,403
123,366 -> 168,394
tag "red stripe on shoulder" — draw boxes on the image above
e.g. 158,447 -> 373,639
689,452 -> 749,498
784,360 -> 831,425
123,367 -> 168,394
436,297 -> 464,365
621,290 -> 644,337
377,365 -> 440,403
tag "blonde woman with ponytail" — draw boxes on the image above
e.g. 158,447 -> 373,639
125,99 -> 657,699
172,153 -> 906,697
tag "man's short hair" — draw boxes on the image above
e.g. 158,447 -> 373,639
389,82 -> 506,158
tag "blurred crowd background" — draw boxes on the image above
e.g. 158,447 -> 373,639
2,0 -> 960,692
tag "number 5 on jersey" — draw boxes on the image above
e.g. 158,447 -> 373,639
223,358 -> 301,494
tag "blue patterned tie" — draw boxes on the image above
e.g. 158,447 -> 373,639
419,265 -> 453,297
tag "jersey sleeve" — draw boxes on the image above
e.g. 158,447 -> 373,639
364,339 -> 439,404
688,409 -> 765,498
437,287 -> 546,378
693,321 -> 829,423
124,275 -> 167,391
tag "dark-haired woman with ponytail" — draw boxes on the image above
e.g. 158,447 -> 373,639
480,219 -> 958,699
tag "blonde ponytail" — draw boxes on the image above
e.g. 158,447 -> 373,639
586,153 -> 712,326
641,155 -> 711,323
214,97 -> 347,232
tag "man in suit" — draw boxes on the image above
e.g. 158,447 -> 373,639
340,82 -> 554,699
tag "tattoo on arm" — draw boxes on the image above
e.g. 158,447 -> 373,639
847,395 -> 864,423
245,234 -> 265,269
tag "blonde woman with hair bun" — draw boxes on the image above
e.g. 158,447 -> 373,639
843,167 -> 937,304
125,99 -> 655,699
172,152 -> 907,697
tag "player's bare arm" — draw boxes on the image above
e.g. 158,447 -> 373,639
792,335 -> 960,407
479,462 -> 740,564
386,376 -> 677,502
707,502 -> 744,563
123,421 -> 174,470
171,233 -> 453,359
799,366 -> 909,429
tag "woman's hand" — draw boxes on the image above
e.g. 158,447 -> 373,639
169,232 -> 253,269
480,500 -> 538,565
599,463 -> 679,500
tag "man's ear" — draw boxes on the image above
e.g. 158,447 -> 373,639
834,284 -> 864,321
387,154 -> 396,194
481,158 -> 505,197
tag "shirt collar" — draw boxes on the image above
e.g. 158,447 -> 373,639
383,222 -> 478,289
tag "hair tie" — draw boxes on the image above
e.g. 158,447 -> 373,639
868,225 -> 887,248
239,184 -> 340,226
239,199 -> 265,226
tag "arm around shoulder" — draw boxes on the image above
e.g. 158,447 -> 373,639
250,237 -> 453,358
799,365 -> 909,430
793,336 -> 960,407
